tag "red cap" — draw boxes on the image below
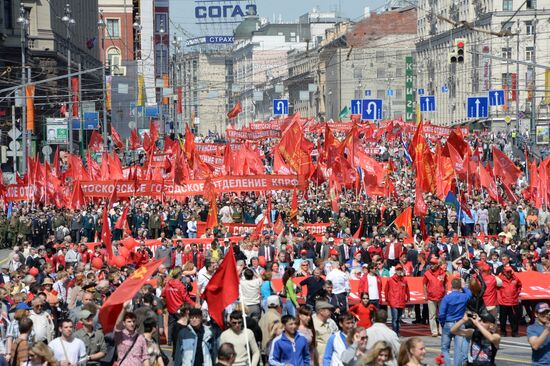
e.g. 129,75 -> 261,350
286,245 -> 293,251
300,249 -> 307,255
329,249 -> 339,256
430,257 -> 440,265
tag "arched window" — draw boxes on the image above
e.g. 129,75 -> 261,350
106,47 -> 121,67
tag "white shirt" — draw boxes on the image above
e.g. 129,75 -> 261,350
49,337 -> 86,364
388,243 -> 396,260
367,274 -> 380,300
326,269 -> 349,295
240,278 -> 262,306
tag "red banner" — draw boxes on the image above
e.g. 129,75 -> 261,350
270,272 -> 550,304
5,184 -> 38,201
78,175 -> 304,198
226,129 -> 281,140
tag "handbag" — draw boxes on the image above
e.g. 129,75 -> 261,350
113,335 -> 139,366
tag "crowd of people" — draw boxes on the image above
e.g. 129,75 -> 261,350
0,125 -> 547,366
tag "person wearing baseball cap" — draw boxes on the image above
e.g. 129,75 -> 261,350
423,256 -> 448,337
478,261 -> 503,319
528,302 -> 550,366
497,264 -> 522,337
384,264 -> 410,335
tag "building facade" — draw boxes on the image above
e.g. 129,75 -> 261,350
322,7 -> 417,121
416,0 -> 550,131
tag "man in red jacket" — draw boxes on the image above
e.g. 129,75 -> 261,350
480,262 -> 502,318
385,264 -> 410,335
161,268 -> 196,340
423,257 -> 448,337
498,265 -> 522,337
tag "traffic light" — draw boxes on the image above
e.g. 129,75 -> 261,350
449,38 -> 466,64
455,38 -> 465,63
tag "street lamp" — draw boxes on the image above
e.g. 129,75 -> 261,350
98,10 -> 108,151
62,3 -> 75,154
16,5 -> 27,173
159,19 -> 165,138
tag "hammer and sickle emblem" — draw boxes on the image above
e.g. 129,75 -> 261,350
131,266 -> 148,280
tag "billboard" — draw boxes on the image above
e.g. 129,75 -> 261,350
194,1 -> 256,24
46,118 -> 68,144
536,125 -> 549,145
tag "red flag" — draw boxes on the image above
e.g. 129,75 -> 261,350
459,192 -> 473,219
446,128 -> 471,158
447,143 -> 467,175
130,128 -> 140,149
227,101 -> 242,119
99,259 -> 164,334
202,245 -> 239,328
111,126 -> 123,149
53,147 -> 60,177
435,144 -> 454,200
266,196 -> 273,224
177,87 -> 182,114
492,146 -> 521,186
110,153 -> 124,180
353,219 -> 364,239
71,77 -> 79,117
394,207 -> 413,238
184,124 -> 196,160
101,208 -> 113,259
70,181 -> 86,210
419,216 -> 429,241
479,164 -> 499,201
414,186 -> 427,217
277,118 -> 314,181
108,182 -> 118,209
273,215 -> 284,235
115,206 -> 129,230
204,177 -> 218,228
88,130 -> 104,152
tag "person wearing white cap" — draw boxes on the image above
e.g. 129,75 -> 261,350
528,302 -> 550,366
258,295 -> 281,361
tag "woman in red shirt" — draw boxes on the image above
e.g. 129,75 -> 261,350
349,292 -> 378,329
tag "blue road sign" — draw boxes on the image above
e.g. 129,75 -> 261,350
71,113 -> 100,130
386,89 -> 394,97
467,96 -> 489,118
351,99 -> 362,115
418,88 -> 425,95
273,99 -> 288,115
442,85 -> 449,93
365,90 -> 371,97
361,99 -> 383,120
419,96 -> 436,112
489,89 -> 505,106
145,105 -> 159,117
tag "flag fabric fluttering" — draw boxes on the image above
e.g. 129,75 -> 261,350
202,245 -> 240,328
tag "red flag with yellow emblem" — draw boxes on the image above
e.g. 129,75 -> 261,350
99,259 -> 164,333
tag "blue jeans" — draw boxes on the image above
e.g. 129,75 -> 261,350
390,307 -> 403,335
369,299 -> 380,309
441,321 -> 466,366
283,299 -> 296,317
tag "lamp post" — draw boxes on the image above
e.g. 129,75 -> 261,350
61,3 -> 75,154
98,10 -> 109,152
159,20 -> 165,138
133,18 -> 142,131
16,5 -> 27,173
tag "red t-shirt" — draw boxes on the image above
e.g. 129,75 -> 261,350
349,303 -> 377,329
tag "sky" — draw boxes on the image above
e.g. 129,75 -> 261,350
170,0 -> 387,40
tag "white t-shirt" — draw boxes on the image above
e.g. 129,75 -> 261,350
49,337 -> 87,364
367,274 -> 380,300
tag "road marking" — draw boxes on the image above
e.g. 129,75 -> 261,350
0,257 -> 8,264
426,347 -> 530,364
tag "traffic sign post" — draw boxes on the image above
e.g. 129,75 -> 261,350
467,96 -> 489,118
488,89 -> 505,106
386,89 -> 394,97
418,88 -> 425,95
351,99 -> 362,115
361,99 -> 383,120
419,96 -> 436,112
442,85 -> 449,93
273,99 -> 288,115
364,90 -> 371,97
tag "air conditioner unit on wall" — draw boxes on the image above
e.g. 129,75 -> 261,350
111,65 -> 126,76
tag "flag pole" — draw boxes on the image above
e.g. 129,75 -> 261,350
238,289 -> 252,366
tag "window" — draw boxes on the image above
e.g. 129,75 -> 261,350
396,88 -> 403,98
106,47 -> 121,66
525,21 -> 534,35
501,47 -> 512,59
155,13 -> 167,32
526,0 -> 536,9
526,46 -> 534,61
376,51 -> 385,62
502,0 -> 513,11
106,19 -> 120,38
376,90 -> 385,99
376,68 -> 386,78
